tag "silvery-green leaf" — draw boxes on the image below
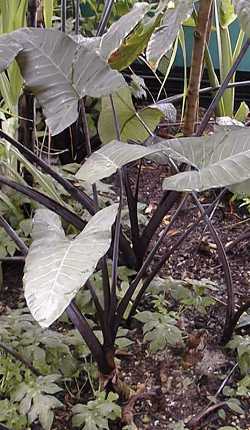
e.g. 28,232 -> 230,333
146,0 -> 194,69
156,102 -> 177,123
216,116 -> 244,128
0,28 -> 126,135
75,140 -> 162,184
232,0 -> 250,36
143,134 -> 199,166
162,128 -> 250,192
229,178 -> 250,196
72,3 -> 149,61
0,37 -> 22,71
24,205 -> 118,327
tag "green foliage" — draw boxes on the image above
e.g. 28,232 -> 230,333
236,375 -> 250,397
234,101 -> 249,122
135,305 -> 183,352
98,87 -> 164,144
43,0 -> 54,28
227,335 -> 250,375
0,307 -> 89,378
108,12 -> 162,71
218,0 -> 236,28
11,374 -> 63,430
168,277 -> 216,314
72,391 -> 121,429
0,399 -> 27,430
0,354 -> 24,395
0,0 -> 27,111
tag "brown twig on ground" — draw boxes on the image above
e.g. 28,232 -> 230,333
187,363 -> 238,429
122,385 -> 157,427
183,0 -> 214,136
225,228 -> 250,252
187,401 -> 226,429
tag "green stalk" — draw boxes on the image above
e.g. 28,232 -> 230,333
179,28 -> 188,122
233,29 -> 245,63
204,43 -> 225,117
220,26 -> 234,116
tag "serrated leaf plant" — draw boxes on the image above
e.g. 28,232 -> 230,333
0,399 -> 27,430
72,391 -> 121,430
11,375 -> 63,430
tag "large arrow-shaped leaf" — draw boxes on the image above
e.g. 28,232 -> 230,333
0,39 -> 22,72
161,128 -> 250,192
74,2 -> 150,61
100,2 -> 150,59
0,28 -> 126,135
146,0 -> 194,69
24,205 -> 118,327
75,140 -> 163,184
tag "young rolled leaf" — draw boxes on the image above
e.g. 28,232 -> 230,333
219,0 -> 236,28
162,128 -> 250,192
24,205 -> 118,328
108,13 -> 162,71
75,140 -> 162,184
0,28 -> 126,135
146,0 -> 194,69
232,0 -> 250,36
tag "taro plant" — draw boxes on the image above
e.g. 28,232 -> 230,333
0,0 -> 250,419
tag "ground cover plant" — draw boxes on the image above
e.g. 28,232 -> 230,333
0,0 -> 249,429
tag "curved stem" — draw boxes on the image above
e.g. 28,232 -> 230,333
96,0 -> 114,36
80,99 -> 98,208
140,190 -> 180,261
66,301 -> 111,374
127,220 -> 200,324
0,340 -> 41,376
230,300 -> 250,337
123,167 -> 140,267
109,95 -> 123,327
0,130 -> 96,215
75,0 -> 80,35
116,194 -> 188,325
0,215 -> 28,256
61,0 -> 66,32
0,175 -> 86,231
123,190 -> 226,325
191,193 -> 234,343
